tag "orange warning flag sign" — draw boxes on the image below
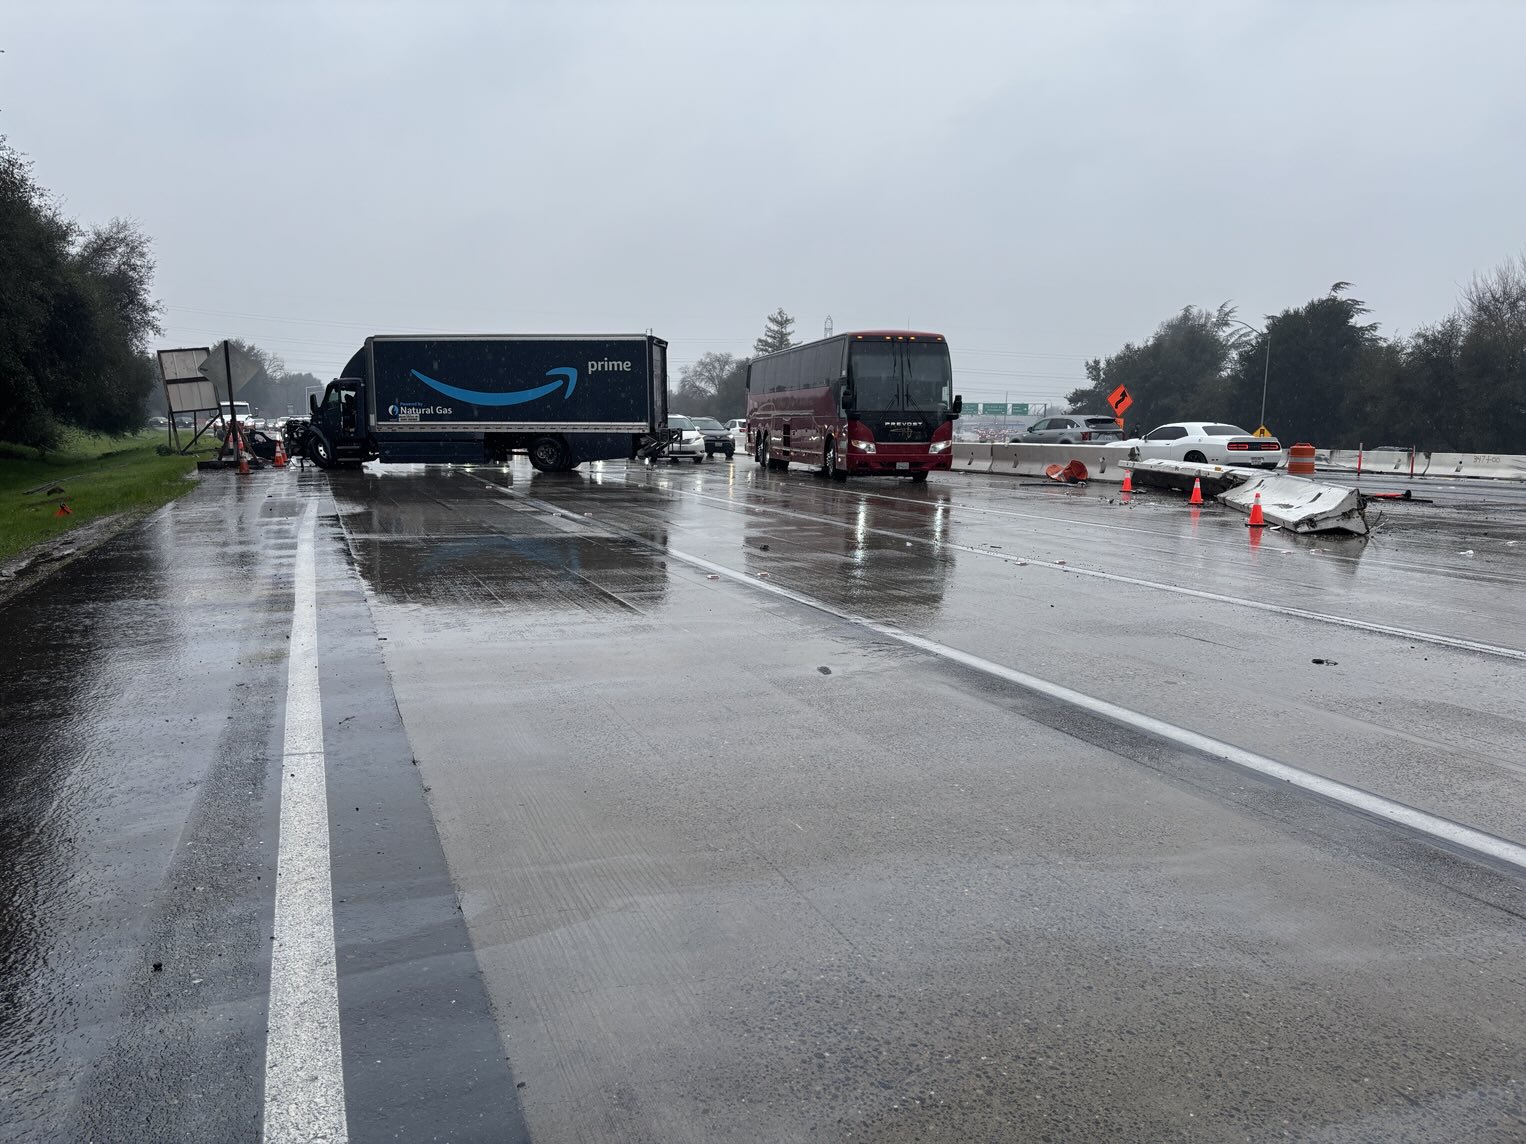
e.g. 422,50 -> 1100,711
1107,384 -> 1133,417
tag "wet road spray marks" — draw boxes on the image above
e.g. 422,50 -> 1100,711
482,476 -> 1526,878
264,502 -> 349,1143
621,474 -> 1526,663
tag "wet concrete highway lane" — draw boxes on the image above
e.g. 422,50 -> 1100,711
1,457 -> 1524,1142
339,459 -> 1526,1142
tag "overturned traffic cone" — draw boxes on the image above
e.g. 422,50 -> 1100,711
55,502 -> 73,516
1187,477 -> 1204,506
1246,491 -> 1266,528
1121,469 -> 1133,493
274,437 -> 287,468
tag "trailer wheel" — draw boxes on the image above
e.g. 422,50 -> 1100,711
528,435 -> 573,473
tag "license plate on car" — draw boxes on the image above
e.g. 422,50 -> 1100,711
896,462 -> 910,470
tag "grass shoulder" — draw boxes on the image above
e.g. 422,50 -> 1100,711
0,430 -> 208,563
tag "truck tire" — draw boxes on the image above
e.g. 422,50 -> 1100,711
528,435 -> 573,473
307,433 -> 334,469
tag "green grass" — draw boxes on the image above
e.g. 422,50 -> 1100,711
0,429 -> 210,562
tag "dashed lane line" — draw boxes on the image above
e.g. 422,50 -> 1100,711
615,472 -> 1526,663
482,476 -> 1526,879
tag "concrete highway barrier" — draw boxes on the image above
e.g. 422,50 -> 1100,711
1320,449 -> 1526,480
952,442 -> 1126,482
955,443 -> 994,472
955,441 -> 1526,486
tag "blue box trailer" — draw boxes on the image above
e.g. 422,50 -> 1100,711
301,334 -> 669,471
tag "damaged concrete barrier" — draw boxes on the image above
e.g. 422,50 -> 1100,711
1124,459 -> 1368,534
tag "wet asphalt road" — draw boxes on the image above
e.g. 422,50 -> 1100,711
2,457 -> 1524,1142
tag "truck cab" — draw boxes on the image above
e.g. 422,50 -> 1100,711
306,379 -> 374,468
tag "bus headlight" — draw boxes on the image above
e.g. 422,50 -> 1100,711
850,439 -> 876,453
928,439 -> 951,453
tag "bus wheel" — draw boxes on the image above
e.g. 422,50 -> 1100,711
823,440 -> 841,481
760,436 -> 771,468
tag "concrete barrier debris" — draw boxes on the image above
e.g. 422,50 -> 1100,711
1122,460 -> 1368,534
1218,472 -> 1367,535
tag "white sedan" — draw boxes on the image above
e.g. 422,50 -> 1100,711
1119,422 -> 1284,469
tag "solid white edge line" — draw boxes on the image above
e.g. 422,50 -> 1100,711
263,502 -> 349,1144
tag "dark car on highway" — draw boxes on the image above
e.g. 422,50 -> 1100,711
689,416 -> 736,459
1014,414 -> 1124,444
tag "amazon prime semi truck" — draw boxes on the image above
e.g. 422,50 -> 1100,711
302,334 -> 669,471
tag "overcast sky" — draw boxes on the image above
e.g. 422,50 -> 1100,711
5,0 -> 1524,405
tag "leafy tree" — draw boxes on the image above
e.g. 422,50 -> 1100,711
1226,284 -> 1379,445
753,308 -> 796,356
1455,253 -> 1526,452
0,137 -> 163,447
1066,304 -> 1240,433
0,138 -> 74,448
671,352 -> 749,420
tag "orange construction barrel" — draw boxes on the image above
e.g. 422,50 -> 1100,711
1287,442 -> 1316,476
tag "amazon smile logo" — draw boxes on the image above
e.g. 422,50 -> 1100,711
410,366 -> 579,406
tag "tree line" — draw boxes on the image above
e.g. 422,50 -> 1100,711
1,137 -> 165,449
669,308 -> 795,421
1065,259 -> 1526,452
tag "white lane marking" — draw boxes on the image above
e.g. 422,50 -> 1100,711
618,474 -> 1526,663
496,481 -> 1526,877
264,503 -> 349,1144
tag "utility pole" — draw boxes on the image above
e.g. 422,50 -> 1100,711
1228,319 -> 1273,432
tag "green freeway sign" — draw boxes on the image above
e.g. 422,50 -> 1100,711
1010,403 -> 1029,415
980,403 -> 1008,415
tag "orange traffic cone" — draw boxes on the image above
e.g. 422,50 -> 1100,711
1188,477 -> 1204,506
274,437 -> 287,468
1246,491 -> 1266,528
1121,469 -> 1133,493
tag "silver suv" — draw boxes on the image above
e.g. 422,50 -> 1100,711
1014,414 -> 1124,444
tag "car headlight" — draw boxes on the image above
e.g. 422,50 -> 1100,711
928,439 -> 951,453
850,439 -> 876,453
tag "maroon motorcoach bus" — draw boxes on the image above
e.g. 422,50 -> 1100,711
746,331 -> 962,481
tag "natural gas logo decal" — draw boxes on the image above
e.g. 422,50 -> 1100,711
389,402 -> 453,421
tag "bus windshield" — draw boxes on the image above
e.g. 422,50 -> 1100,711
848,342 -> 952,414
